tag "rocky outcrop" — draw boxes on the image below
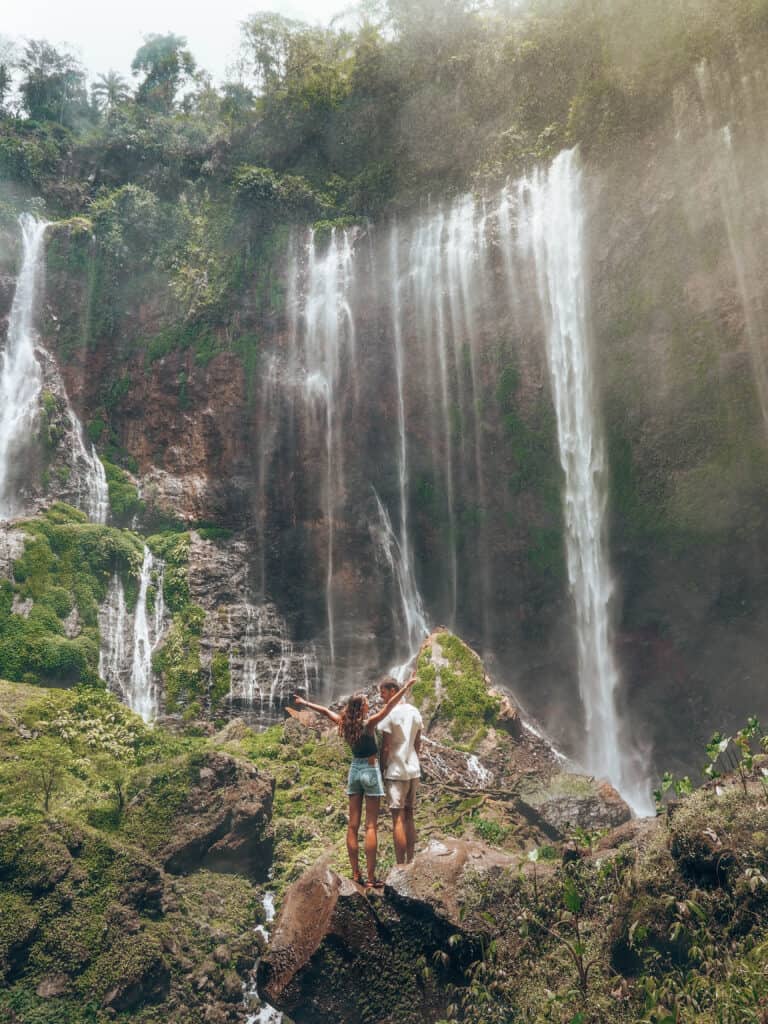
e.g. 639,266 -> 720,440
260,840 -> 516,1024
385,837 -> 517,925
188,532 -> 322,716
518,773 -> 633,834
0,524 -> 25,579
128,752 -> 275,880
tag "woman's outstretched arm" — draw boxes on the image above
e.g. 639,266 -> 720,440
366,675 -> 416,729
292,694 -> 341,725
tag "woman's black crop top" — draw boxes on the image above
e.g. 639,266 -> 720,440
349,730 -> 378,758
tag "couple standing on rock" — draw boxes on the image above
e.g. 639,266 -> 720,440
293,673 -> 423,890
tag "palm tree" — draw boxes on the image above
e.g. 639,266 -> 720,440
91,70 -> 131,112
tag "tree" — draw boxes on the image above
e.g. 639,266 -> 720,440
18,39 -> 88,126
91,70 -> 131,113
131,33 -> 197,112
239,12 -> 310,92
0,37 -> 16,115
18,736 -> 72,813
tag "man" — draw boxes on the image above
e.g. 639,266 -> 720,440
377,675 -> 423,865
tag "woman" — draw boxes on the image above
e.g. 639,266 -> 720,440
293,675 -> 415,889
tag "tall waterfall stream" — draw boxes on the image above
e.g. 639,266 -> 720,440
0,215 -> 47,518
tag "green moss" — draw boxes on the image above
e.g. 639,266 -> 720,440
152,605 -> 205,713
102,460 -> 144,525
146,531 -> 190,613
411,631 -> 500,750
209,651 -> 231,709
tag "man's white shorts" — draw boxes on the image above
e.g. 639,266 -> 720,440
386,778 -> 419,809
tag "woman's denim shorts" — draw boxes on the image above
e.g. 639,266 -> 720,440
347,758 -> 385,797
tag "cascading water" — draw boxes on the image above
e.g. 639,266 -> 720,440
407,210 -> 459,624
517,148 -> 651,813
372,490 -> 428,659
405,199 -> 490,630
386,224 -> 430,658
227,602 -> 320,711
289,228 -> 358,664
693,61 -> 768,434
99,547 -> 166,721
127,546 -> 163,722
69,409 -> 110,523
98,574 -> 129,689
0,213 -> 110,523
0,214 -> 47,519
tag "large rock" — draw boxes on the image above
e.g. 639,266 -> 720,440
259,839 -> 517,1024
518,773 -> 632,834
133,752 -> 275,879
385,837 -> 517,926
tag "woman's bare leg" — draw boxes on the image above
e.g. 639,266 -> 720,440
347,794 -> 363,880
364,795 -> 380,883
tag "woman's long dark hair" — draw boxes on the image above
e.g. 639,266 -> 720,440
339,694 -> 367,748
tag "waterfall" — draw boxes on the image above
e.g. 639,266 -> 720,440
405,199 -> 490,630
99,547 -> 166,721
289,228 -> 358,664
517,149 -> 650,814
227,602 -> 320,710
0,214 -> 47,519
372,490 -> 428,658
0,213 -> 110,523
387,224 -> 429,657
98,574 -> 129,689
69,409 -> 110,523
127,546 -> 162,722
408,210 -> 458,623
693,62 -> 768,434
256,356 -> 280,598
245,891 -> 282,1024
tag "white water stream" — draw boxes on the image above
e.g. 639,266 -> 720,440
0,214 -> 109,523
517,149 -> 651,814
99,546 -> 166,722
0,215 -> 47,519
288,228 -> 358,665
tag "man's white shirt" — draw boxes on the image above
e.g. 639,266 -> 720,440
378,703 -> 423,780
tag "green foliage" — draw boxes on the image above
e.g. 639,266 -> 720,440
15,735 -> 73,812
146,531 -> 190,611
152,604 -> 206,712
411,631 -> 500,749
232,165 -> 323,220
0,508 -> 143,686
0,119 -> 68,187
102,460 -> 144,525
131,33 -> 196,113
209,651 -> 231,709
703,717 -> 767,796
18,40 -> 89,128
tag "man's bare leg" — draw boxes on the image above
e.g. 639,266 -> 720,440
404,806 -> 417,863
391,809 -> 408,864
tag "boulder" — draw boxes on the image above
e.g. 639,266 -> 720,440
385,837 -> 517,926
36,974 -> 69,999
518,773 -> 632,834
260,839 -> 518,1024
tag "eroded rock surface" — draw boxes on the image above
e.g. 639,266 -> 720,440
260,840 -> 517,1024
519,773 -> 633,834
128,752 -> 275,879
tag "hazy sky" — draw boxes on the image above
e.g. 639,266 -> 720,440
4,0 -> 350,83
